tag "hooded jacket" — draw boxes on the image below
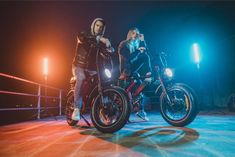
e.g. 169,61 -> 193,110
72,18 -> 107,70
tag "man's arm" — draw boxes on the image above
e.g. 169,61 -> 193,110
98,36 -> 115,53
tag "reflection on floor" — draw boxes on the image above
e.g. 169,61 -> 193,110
0,111 -> 235,157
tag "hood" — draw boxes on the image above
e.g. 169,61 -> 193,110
90,18 -> 106,36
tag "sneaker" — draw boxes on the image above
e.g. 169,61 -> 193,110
144,77 -> 153,83
136,110 -> 149,121
72,108 -> 80,121
144,72 -> 153,83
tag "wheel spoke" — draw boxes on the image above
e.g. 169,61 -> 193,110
94,91 -> 124,126
163,88 -> 190,121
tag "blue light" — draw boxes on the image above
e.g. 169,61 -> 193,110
193,43 -> 200,64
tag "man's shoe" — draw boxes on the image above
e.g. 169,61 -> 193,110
72,108 -> 80,121
136,110 -> 149,121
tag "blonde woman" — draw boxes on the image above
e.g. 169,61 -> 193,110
118,27 -> 152,121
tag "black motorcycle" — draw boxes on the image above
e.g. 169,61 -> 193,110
66,45 -> 130,133
119,51 -> 198,127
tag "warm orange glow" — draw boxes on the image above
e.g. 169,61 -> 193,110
25,40 -> 70,87
43,58 -> 48,76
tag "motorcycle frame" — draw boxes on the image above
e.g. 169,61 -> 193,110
123,53 -> 174,108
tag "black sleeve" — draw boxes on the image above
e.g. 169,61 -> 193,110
118,42 -> 131,75
77,31 -> 97,45
118,42 -> 131,59
77,31 -> 86,43
146,53 -> 152,73
139,40 -> 147,48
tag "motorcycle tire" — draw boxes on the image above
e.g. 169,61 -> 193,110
65,91 -> 79,126
160,84 -> 198,127
175,83 -> 199,114
91,86 -> 130,133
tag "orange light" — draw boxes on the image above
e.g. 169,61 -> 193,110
43,57 -> 48,76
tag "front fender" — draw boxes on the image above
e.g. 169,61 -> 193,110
174,83 -> 198,104
89,85 -> 130,106
110,85 -> 130,105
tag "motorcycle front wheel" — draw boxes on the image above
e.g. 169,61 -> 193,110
91,87 -> 130,133
160,84 -> 198,127
65,91 -> 79,126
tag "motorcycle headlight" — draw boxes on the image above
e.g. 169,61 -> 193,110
164,68 -> 173,78
104,68 -> 112,78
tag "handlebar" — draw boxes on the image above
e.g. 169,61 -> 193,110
159,51 -> 168,68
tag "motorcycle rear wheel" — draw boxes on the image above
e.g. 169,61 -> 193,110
65,92 -> 79,126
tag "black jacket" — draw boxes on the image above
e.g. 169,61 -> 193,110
72,32 -> 107,70
118,40 -> 152,75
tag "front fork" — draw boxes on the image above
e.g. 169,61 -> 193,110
96,49 -> 106,107
97,72 -> 107,107
156,77 -> 172,104
96,70 -> 112,109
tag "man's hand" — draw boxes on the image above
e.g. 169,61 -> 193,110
99,37 -> 111,48
77,36 -> 82,44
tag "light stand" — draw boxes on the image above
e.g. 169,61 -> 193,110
43,58 -> 54,118
193,43 -> 203,109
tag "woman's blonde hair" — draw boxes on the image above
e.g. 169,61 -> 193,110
126,27 -> 140,53
126,27 -> 140,40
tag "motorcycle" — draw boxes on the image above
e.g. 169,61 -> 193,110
66,44 -> 130,133
119,51 -> 198,127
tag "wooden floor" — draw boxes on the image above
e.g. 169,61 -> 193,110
0,111 -> 235,157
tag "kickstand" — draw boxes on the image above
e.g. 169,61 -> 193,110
136,113 -> 148,121
80,114 -> 91,127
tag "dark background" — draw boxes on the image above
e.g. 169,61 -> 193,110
1,0 -> 235,110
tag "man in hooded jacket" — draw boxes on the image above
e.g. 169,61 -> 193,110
72,18 -> 114,121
